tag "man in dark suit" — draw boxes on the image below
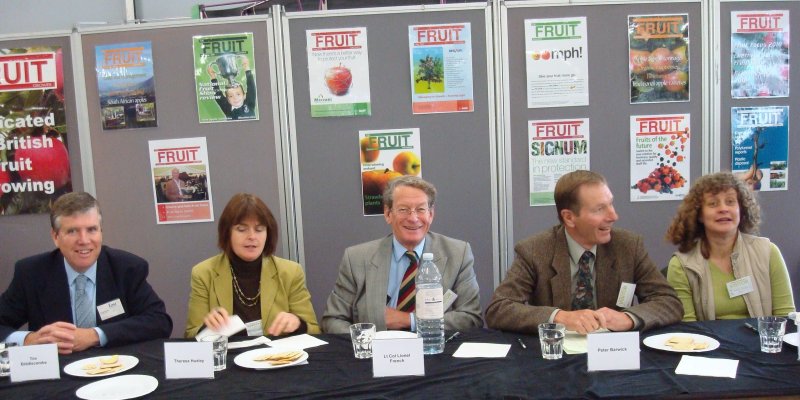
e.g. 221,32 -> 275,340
486,170 -> 682,334
0,192 -> 172,354
322,176 -> 482,333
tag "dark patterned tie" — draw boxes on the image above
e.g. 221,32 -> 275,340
571,251 -> 595,310
397,251 -> 418,312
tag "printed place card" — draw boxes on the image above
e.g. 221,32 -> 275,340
587,331 -> 640,371
10,343 -> 60,382
372,337 -> 424,378
164,342 -> 214,379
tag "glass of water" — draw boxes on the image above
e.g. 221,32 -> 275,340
349,323 -> 376,359
201,334 -> 228,371
538,323 -> 565,360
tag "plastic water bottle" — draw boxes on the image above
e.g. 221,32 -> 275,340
415,252 -> 444,354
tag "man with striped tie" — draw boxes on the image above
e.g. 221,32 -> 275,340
322,176 -> 483,334
0,192 -> 172,354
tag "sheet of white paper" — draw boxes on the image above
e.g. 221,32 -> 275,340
452,343 -> 511,358
196,315 -> 246,341
563,328 -> 609,354
227,336 -> 272,350
675,355 -> 739,378
268,334 -> 328,350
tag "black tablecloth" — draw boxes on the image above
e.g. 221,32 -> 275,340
2,319 -> 798,399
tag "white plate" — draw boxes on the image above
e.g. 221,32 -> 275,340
643,333 -> 720,353
375,330 -> 418,339
783,332 -> 798,346
64,355 -> 139,378
234,348 -> 309,370
75,374 -> 158,400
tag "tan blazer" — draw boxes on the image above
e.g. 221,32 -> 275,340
321,232 -> 483,333
184,254 -> 320,338
486,225 -> 682,333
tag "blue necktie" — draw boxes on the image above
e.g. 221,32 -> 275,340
572,251 -> 595,310
74,274 -> 95,328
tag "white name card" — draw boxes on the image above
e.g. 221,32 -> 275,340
372,337 -> 424,378
9,343 -> 60,382
587,331 -> 640,371
164,342 -> 214,379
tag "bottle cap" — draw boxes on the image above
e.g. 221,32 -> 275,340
422,253 -> 433,261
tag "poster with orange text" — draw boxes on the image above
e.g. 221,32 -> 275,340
307,27 -> 371,117
628,14 -> 689,103
630,114 -> 690,202
1,46 -> 71,215
359,128 -> 421,216
408,23 -> 474,114
148,137 -> 214,224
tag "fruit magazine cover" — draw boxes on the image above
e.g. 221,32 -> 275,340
0,46 -> 71,215
359,128 -> 420,216
307,27 -> 371,118
630,114 -> 690,202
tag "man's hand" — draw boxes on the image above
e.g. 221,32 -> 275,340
24,321 -> 77,354
384,307 -> 411,330
73,328 -> 101,352
553,309 -> 607,334
596,308 -> 634,331
268,312 -> 301,336
206,64 -> 217,80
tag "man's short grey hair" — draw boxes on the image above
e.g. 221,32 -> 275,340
50,192 -> 102,231
383,176 -> 437,209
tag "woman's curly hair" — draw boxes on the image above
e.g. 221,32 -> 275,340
665,171 -> 760,257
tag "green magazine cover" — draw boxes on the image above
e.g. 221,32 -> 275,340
192,33 -> 259,123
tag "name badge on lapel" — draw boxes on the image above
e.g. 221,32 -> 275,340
727,276 -> 754,298
97,298 -> 125,321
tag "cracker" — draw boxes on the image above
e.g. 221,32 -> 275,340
253,350 -> 304,364
663,336 -> 708,351
100,355 -> 119,364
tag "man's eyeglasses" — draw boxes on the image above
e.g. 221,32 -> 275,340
393,207 -> 430,216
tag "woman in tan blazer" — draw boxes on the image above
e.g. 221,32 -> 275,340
184,193 -> 319,338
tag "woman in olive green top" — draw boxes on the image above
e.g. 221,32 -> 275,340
665,172 -> 794,321
185,193 -> 319,338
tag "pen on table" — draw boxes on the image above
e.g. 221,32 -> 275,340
517,338 -> 527,349
445,332 -> 461,343
744,322 -> 759,334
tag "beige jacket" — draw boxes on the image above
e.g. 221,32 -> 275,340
673,233 -> 772,321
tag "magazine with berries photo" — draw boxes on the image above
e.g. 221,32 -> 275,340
630,114 -> 690,202
359,128 -> 421,216
307,27 -> 371,118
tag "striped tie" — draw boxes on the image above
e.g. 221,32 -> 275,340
74,274 -> 95,328
396,251 -> 418,312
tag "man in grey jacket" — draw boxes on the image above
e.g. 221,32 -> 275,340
322,176 -> 483,333
486,170 -> 682,334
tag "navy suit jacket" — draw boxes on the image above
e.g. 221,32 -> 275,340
0,246 -> 172,346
